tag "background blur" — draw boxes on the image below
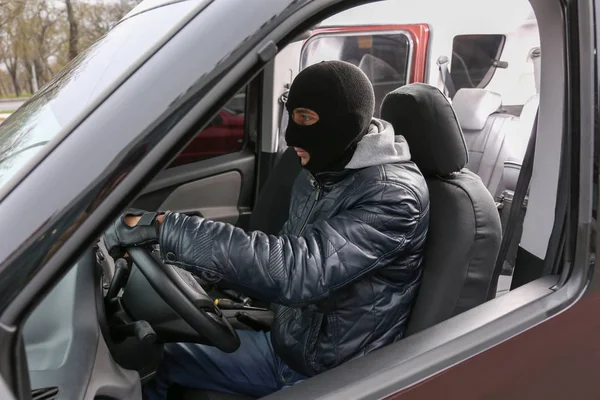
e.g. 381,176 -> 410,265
0,0 -> 141,117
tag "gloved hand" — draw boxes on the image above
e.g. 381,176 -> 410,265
103,209 -> 164,259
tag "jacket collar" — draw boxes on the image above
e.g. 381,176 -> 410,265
313,168 -> 354,186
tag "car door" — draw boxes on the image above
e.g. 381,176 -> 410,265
0,0 -> 596,399
0,1 -> 282,398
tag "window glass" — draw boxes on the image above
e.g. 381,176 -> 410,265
168,87 -> 247,168
0,1 -> 198,189
451,34 -> 506,90
301,32 -> 412,117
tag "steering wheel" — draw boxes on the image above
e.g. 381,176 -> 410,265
127,247 -> 240,353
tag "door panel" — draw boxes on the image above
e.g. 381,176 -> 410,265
132,79 -> 256,228
159,171 -> 242,225
132,149 -> 255,228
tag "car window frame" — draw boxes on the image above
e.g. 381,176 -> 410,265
300,28 -> 415,84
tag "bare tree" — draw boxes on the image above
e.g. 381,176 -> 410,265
0,0 -> 141,98
1,34 -> 22,96
14,0 -> 61,91
0,1 -> 24,27
65,0 -> 78,61
0,0 -> 26,96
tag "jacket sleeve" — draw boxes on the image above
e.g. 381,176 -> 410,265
158,180 -> 425,306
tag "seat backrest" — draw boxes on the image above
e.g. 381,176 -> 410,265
452,88 -> 518,198
248,147 -> 301,234
381,83 -> 502,335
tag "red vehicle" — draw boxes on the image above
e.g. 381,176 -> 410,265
170,108 -> 245,167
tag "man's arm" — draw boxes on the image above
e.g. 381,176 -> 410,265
159,181 -> 426,307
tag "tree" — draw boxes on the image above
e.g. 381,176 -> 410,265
65,0 -> 78,61
14,0 -> 63,91
0,1 -> 24,27
0,0 -> 25,96
1,29 -> 22,96
75,0 -> 140,50
0,0 -> 141,98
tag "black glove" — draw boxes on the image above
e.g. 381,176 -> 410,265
103,209 -> 163,258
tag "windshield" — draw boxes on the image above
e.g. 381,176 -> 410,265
0,0 -> 200,190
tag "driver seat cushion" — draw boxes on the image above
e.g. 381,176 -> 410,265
380,83 -> 502,336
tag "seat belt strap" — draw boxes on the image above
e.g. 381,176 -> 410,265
531,47 -> 541,94
490,108 -> 538,298
437,56 -> 456,98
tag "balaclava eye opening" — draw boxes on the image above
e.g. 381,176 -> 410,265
284,60 -> 375,175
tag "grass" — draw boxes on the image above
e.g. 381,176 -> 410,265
0,109 -> 16,114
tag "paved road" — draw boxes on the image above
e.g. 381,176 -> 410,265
0,98 -> 28,112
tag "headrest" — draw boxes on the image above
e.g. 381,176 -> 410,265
452,88 -> 502,130
380,83 -> 468,177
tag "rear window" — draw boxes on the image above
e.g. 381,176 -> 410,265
451,34 -> 506,90
301,31 -> 412,117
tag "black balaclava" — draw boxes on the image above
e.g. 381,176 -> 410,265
285,60 -> 375,175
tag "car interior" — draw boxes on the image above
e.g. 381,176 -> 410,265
17,0 -> 582,399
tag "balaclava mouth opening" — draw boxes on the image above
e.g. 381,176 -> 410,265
284,60 -> 375,175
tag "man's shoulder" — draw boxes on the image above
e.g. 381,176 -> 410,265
352,162 -> 428,200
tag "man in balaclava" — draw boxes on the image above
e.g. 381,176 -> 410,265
104,60 -> 430,400
284,60 -> 375,174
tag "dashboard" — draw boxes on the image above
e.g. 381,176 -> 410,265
22,248 -> 142,399
21,243 -> 275,399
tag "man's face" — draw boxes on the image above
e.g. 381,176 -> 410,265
284,60 -> 375,174
290,107 -> 319,165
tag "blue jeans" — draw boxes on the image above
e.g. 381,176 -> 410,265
143,330 -> 306,399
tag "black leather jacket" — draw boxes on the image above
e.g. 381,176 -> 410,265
159,119 -> 429,376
